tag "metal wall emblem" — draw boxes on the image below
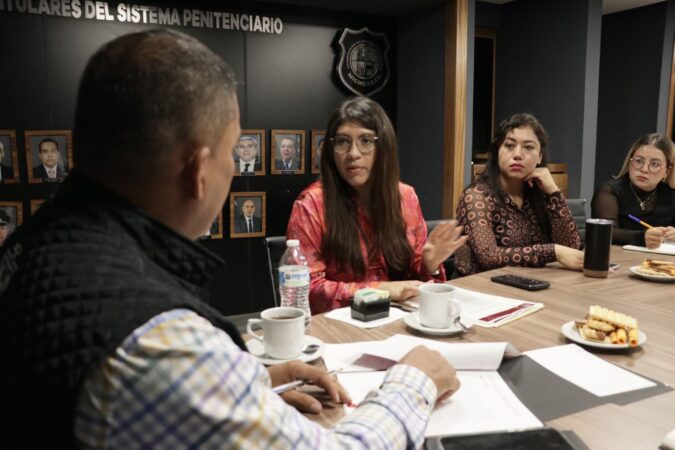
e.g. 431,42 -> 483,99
336,28 -> 390,97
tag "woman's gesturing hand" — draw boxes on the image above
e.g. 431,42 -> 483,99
378,280 -> 424,301
422,220 -> 468,273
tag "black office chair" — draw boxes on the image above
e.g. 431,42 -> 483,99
425,219 -> 461,279
264,236 -> 287,306
566,198 -> 587,244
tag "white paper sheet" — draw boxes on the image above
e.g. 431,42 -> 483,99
525,344 -> 656,397
364,334 -> 509,370
623,243 -> 675,256
324,306 -> 408,328
452,287 -> 544,327
323,341 -> 396,372
323,334 -> 514,372
339,371 -> 542,437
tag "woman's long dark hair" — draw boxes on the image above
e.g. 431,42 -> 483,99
478,113 -> 552,239
320,97 -> 413,280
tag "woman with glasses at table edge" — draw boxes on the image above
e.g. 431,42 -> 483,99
286,97 -> 467,314
591,133 -> 675,248
453,113 -> 583,276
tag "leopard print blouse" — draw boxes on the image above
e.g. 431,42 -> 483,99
454,181 -> 581,275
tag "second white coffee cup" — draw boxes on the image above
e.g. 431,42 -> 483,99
247,307 -> 305,359
418,283 -> 461,329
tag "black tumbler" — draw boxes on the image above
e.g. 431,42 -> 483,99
583,219 -> 613,278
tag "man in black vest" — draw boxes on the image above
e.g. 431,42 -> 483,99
0,30 -> 458,449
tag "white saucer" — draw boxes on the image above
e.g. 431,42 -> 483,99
403,312 -> 471,336
561,321 -> 647,349
246,335 -> 325,366
629,266 -> 675,283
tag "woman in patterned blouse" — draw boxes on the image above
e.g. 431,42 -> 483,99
287,97 -> 467,313
454,113 -> 583,276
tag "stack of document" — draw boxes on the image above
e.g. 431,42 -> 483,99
452,287 -> 544,327
325,334 -> 543,437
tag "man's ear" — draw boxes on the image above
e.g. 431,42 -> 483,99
183,145 -> 211,200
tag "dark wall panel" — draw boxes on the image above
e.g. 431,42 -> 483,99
475,1 -> 502,29
396,6 -> 445,219
495,0 -> 591,198
595,3 -> 667,188
0,4 -> 397,316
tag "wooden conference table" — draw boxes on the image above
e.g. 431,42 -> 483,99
304,246 -> 675,450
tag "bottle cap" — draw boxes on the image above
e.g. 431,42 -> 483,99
286,239 -> 300,247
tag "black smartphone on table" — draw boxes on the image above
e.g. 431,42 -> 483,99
490,274 -> 550,291
440,427 -> 581,449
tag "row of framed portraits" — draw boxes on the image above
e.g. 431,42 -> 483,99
234,129 -> 325,176
0,130 -> 73,184
0,192 -> 268,246
0,128 -> 326,184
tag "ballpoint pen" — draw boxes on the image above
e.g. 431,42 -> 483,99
272,369 -> 339,395
627,214 -> 675,244
627,214 -> 653,229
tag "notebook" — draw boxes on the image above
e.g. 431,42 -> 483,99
623,242 -> 675,256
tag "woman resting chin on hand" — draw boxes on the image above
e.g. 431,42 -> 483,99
453,113 -> 583,276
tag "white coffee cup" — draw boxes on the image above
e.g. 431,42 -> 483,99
418,284 -> 461,329
247,307 -> 305,359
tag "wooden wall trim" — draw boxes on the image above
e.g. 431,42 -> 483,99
667,37 -> 675,138
442,0 -> 469,218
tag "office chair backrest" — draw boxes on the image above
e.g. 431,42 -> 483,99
566,198 -> 587,244
265,236 -> 288,306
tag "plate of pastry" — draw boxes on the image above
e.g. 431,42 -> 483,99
561,305 -> 646,349
630,259 -> 675,282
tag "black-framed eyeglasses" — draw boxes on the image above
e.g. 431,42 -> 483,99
330,135 -> 378,154
630,156 -> 667,174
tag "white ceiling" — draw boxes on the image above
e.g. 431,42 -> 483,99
481,0 -> 666,15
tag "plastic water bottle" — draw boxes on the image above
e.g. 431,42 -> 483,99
279,239 -> 311,327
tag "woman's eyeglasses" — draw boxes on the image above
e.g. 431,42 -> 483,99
330,135 -> 378,154
630,156 -> 668,173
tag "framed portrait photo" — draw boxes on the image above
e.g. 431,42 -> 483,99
0,201 -> 23,247
234,130 -> 266,177
0,130 -> 20,184
311,130 -> 326,175
230,191 -> 266,239
25,130 -> 73,184
30,199 -> 45,215
199,210 -> 223,240
271,130 -> 305,175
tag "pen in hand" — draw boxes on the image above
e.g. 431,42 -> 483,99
272,369 -> 340,395
627,214 -> 675,245
627,214 -> 653,229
